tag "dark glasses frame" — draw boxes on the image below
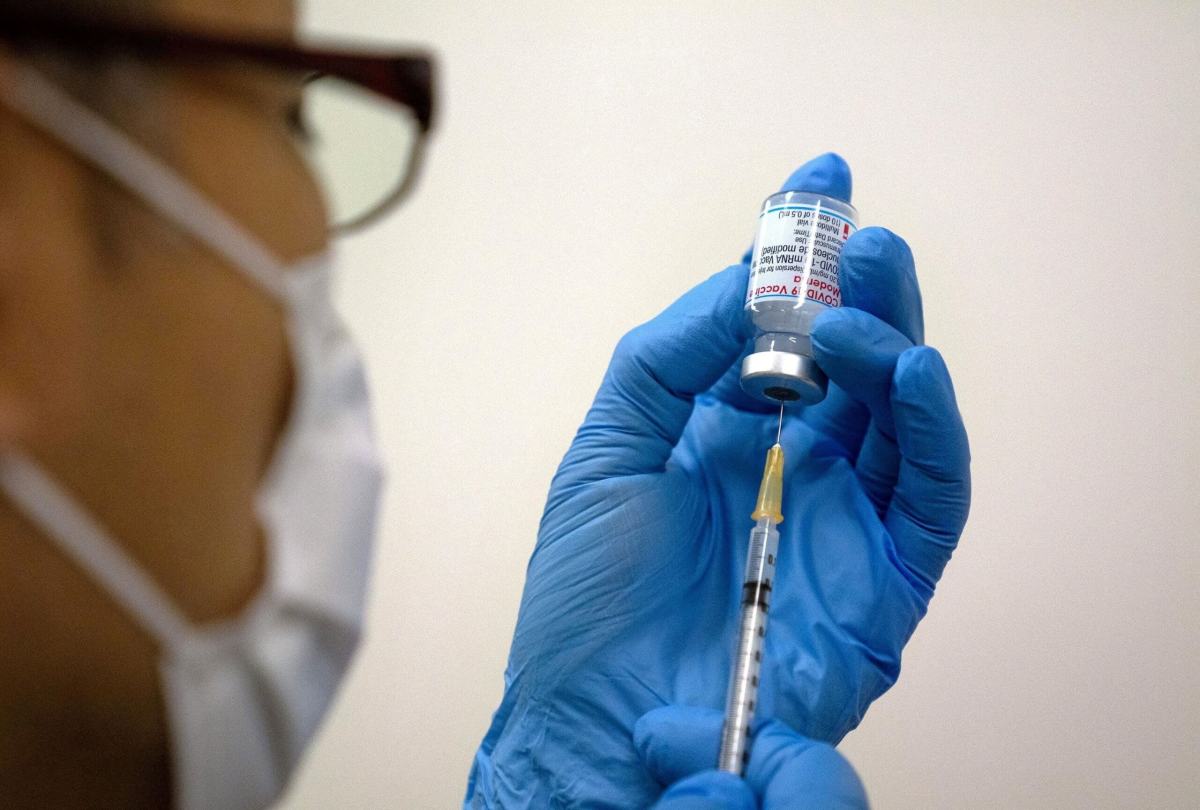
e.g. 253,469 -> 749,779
0,9 -> 437,229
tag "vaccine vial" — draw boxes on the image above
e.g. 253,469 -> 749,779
740,190 -> 858,404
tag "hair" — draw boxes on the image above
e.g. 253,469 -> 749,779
2,0 -> 159,15
2,1 -> 176,264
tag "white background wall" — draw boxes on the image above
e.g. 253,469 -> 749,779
285,3 -> 1199,807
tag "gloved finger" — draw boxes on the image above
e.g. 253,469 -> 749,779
811,307 -> 912,432
555,264 -> 752,485
852,422 -> 901,518
739,152 -> 854,265
634,705 -> 723,786
839,227 -> 923,345
746,720 -> 869,809
649,772 -> 757,810
801,228 -> 923,459
884,347 -> 971,595
810,306 -> 913,513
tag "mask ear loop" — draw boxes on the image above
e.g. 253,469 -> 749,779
0,62 -> 289,301
0,451 -> 193,649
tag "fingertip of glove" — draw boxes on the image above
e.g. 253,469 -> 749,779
893,346 -> 955,411
717,261 -> 752,297
893,346 -> 971,465
778,746 -> 869,808
614,263 -> 752,380
748,723 -> 869,808
782,152 -> 853,202
811,306 -> 857,342
842,226 -> 912,265
810,308 -> 872,381
711,263 -> 754,342
839,227 -> 923,343
634,706 -> 725,786
632,706 -> 667,762
717,261 -> 751,283
811,307 -> 908,359
656,772 -> 757,810
783,739 -> 857,784
720,266 -> 748,343
746,717 -> 817,763
633,706 -> 687,783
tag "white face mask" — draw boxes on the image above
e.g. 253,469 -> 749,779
0,66 -> 384,810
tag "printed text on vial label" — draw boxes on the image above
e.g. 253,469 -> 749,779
746,208 -> 855,308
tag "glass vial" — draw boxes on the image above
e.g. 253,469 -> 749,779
740,190 -> 858,404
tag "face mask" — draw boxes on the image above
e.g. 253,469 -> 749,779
0,65 -> 384,810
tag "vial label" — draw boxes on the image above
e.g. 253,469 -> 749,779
745,205 -> 857,309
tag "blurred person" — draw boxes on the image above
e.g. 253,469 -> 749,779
0,2 -> 431,807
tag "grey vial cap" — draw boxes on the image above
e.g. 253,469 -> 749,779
739,350 -> 828,405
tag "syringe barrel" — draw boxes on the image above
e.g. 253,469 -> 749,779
718,517 -> 781,774
740,190 -> 858,405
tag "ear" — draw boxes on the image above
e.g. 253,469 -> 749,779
0,84 -> 96,449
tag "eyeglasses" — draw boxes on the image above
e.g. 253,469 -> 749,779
0,11 -> 436,232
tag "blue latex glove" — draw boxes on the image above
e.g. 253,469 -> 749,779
465,154 -> 970,808
636,705 -> 868,809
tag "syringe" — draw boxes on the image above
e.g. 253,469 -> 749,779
717,412 -> 786,774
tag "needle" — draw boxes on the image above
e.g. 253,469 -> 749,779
775,401 -> 784,445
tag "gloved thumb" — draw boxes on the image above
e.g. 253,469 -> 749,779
634,705 -> 750,807
747,720 -> 869,808
635,705 -> 724,785
636,705 -> 869,809
553,263 -> 753,488
649,771 -> 758,810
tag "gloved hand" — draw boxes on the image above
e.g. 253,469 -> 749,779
465,154 -> 970,808
636,705 -> 868,809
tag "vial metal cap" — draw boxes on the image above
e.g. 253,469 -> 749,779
740,350 -> 827,405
